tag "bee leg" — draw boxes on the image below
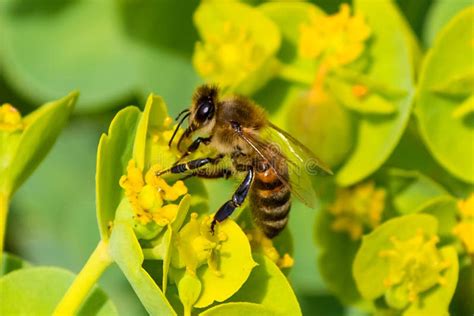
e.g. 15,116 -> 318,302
179,168 -> 232,181
211,167 -> 254,233
157,155 -> 223,176
174,137 -> 212,165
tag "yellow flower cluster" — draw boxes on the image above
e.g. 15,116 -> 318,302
452,193 -> 474,254
299,4 -> 371,68
0,103 -> 23,132
119,160 -> 187,226
329,181 -> 385,240
379,230 -> 450,304
247,229 -> 294,269
172,213 -> 227,275
194,21 -> 264,87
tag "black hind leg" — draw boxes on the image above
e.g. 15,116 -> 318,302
156,155 -> 223,176
178,168 -> 232,181
211,167 -> 254,233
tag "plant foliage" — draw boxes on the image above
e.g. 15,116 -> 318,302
0,0 -> 473,315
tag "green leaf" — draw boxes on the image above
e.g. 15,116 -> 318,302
423,0 -> 473,47
1,252 -> 31,276
132,94 -> 172,171
452,94 -> 474,119
161,228 -> 173,294
386,169 -> 448,215
332,68 -> 408,100
96,106 -> 141,241
109,222 -> 176,316
171,194 -> 192,232
315,208 -> 362,304
416,196 -> 458,242
193,220 -> 256,308
336,0 -> 416,186
259,2 -> 322,48
0,267 -> 117,315
353,214 -> 438,300
193,0 -> 280,95
1,92 -> 76,195
0,1 -> 136,112
194,0 -> 279,57
143,224 -> 176,293
416,7 -> 474,183
327,76 -> 398,115
227,254 -> 302,315
403,246 -> 458,316
431,70 -> 474,97
200,302 -> 274,316
0,0 -> 200,112
396,1 -> 423,77
259,2 -> 322,78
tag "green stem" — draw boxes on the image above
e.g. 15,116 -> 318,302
53,240 -> 112,316
0,192 -> 9,269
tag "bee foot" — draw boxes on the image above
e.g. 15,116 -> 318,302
210,219 -> 217,235
155,169 -> 167,177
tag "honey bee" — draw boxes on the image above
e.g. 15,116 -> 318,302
159,84 -> 332,238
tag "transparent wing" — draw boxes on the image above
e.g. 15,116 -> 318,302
267,122 -> 333,175
236,123 -> 332,209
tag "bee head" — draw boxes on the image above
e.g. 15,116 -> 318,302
191,84 -> 218,127
169,84 -> 219,149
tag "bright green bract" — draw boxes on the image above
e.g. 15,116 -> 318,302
109,222 -> 176,316
354,214 -> 438,299
336,0 -> 416,185
416,7 -> 474,183
96,107 -> 141,240
193,220 -> 256,308
259,1 -> 323,78
423,0 -> 473,47
193,0 -> 280,95
353,214 -> 458,314
386,169 -> 448,215
0,92 -> 77,196
222,254 -> 302,316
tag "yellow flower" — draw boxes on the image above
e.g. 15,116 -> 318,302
453,193 -> 474,254
193,21 -> 265,87
0,103 -> 23,132
247,229 -> 294,269
119,159 -> 187,226
379,230 -> 450,307
172,213 -> 228,275
299,4 -> 371,68
329,181 -> 385,240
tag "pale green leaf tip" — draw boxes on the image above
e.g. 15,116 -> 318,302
59,90 -> 79,111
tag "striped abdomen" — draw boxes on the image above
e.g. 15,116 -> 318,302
250,163 -> 291,238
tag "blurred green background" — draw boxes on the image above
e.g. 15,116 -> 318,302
1,0 -> 472,315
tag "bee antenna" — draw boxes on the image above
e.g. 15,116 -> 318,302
168,112 -> 190,147
175,108 -> 190,121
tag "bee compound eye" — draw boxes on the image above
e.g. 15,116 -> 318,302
196,100 -> 214,122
